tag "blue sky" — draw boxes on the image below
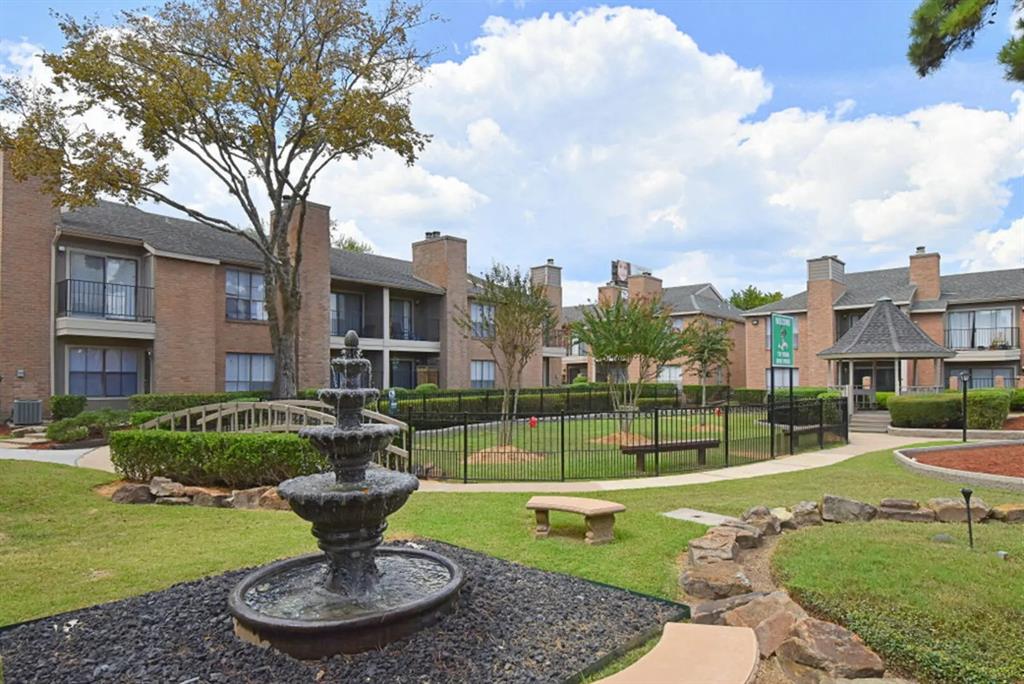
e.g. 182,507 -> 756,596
2,0 -> 1022,303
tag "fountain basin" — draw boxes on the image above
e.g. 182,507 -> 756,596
228,548 -> 464,659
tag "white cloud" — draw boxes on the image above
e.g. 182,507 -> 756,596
957,217 -> 1024,271
3,8 -> 1022,296
561,279 -> 604,306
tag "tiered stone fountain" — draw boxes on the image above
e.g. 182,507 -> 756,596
228,332 -> 463,659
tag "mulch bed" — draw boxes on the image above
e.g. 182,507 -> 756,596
0,540 -> 685,684
1002,415 -> 1024,430
915,444 -> 1024,478
468,445 -> 546,465
591,431 -> 652,446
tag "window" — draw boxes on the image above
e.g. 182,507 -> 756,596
470,360 -> 496,389
470,302 -> 495,338
226,269 -> 267,321
947,308 -> 1015,349
390,299 -> 414,339
69,347 -> 139,397
68,252 -> 139,319
331,292 -> 364,336
658,365 -> 682,383
225,353 -> 274,392
765,367 -> 799,389
568,336 -> 589,356
948,367 -> 1015,389
765,316 -> 799,349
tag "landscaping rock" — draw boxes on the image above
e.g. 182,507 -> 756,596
680,561 -> 752,599
770,507 -> 796,530
413,462 -> 446,479
722,591 -> 808,658
715,520 -> 762,549
821,494 -> 876,522
111,483 -> 154,505
192,491 -> 232,508
931,533 -> 956,544
927,497 -> 991,523
231,486 -> 272,510
791,501 -> 822,527
155,496 -> 191,506
991,503 -> 1024,523
877,503 -> 936,523
742,506 -> 781,535
776,617 -> 885,679
149,476 -> 186,498
689,592 -> 767,625
258,487 -> 291,511
687,528 -> 740,564
879,497 -> 919,510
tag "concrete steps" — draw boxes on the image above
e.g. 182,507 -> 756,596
850,411 -> 891,434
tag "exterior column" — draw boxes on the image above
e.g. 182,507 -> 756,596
895,359 -> 901,395
382,348 -> 391,388
382,287 -> 391,341
847,360 -> 855,416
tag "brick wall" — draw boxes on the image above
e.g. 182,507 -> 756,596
910,312 -> 944,386
412,234 -> 469,388
744,312 -> 810,389
153,257 -> 218,393
803,279 -> 844,386
289,202 -> 331,390
0,151 -> 56,412
909,252 -> 941,301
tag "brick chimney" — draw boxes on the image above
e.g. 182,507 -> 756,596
288,200 -> 331,390
0,150 -> 57,412
530,258 -> 562,311
412,232 -> 469,388
627,271 -> 663,302
909,245 -> 941,301
597,285 -> 622,306
805,255 -> 847,386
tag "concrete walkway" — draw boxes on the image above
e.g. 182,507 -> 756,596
0,444 -> 115,472
417,432 -> 925,493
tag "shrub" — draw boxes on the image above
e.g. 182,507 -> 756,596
1010,388 -> 1024,411
49,395 -> 87,420
966,389 -> 1010,430
414,383 -> 439,394
889,394 -> 961,428
129,411 -> 166,426
731,388 -> 765,405
129,391 -> 268,413
109,430 -> 327,488
816,390 -> 842,424
874,391 -> 895,410
46,410 -> 132,443
770,386 -> 829,399
570,373 -> 589,385
681,384 -> 730,405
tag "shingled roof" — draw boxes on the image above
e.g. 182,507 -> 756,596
818,297 -> 954,359
61,200 -> 445,294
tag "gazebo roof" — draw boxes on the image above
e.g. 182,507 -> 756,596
818,297 -> 954,360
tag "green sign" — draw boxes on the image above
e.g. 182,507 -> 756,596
771,314 -> 795,368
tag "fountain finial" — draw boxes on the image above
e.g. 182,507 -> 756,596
344,329 -> 360,351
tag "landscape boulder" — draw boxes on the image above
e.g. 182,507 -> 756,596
991,503 -> 1024,523
155,496 -> 191,506
927,497 -> 990,523
680,561 -> 752,600
791,500 -> 822,527
821,494 -> 877,523
687,528 -> 740,564
111,483 -> 154,505
716,520 -> 762,549
777,617 -> 885,680
689,592 -> 767,625
192,491 -> 232,508
258,487 -> 291,511
722,591 -> 807,658
770,507 -> 796,530
877,498 -> 936,522
232,486 -> 272,510
742,506 -> 781,535
148,476 -> 186,498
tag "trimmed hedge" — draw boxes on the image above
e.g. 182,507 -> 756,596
966,389 -> 1011,430
109,430 -> 327,488
46,410 -> 133,443
414,383 -> 439,394
889,390 -> 1010,429
731,388 -> 765,405
129,391 -> 268,412
1011,388 -> 1024,411
874,391 -> 895,410
49,395 -> 87,420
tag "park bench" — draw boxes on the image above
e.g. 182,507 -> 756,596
594,622 -> 758,684
620,439 -> 721,472
525,496 -> 626,545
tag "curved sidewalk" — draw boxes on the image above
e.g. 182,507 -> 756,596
416,433 -> 925,494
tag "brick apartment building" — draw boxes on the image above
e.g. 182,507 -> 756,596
0,151 -> 565,416
563,264 -> 747,387
743,248 -> 1024,394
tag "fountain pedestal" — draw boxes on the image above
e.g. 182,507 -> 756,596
227,332 -> 463,658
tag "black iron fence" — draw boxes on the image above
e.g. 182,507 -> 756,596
57,279 -> 155,322
402,397 -> 848,482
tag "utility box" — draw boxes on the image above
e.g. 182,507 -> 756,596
13,399 -> 43,426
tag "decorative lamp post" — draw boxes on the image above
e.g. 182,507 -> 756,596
961,487 -> 974,549
959,371 -> 970,443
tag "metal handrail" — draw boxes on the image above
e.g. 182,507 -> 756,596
944,326 -> 1019,350
56,279 -> 155,322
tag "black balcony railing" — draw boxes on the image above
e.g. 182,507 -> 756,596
944,326 -> 1019,350
332,313 -> 385,339
57,279 -> 154,322
390,317 -> 441,342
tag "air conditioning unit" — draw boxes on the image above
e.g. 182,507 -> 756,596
13,399 -> 43,426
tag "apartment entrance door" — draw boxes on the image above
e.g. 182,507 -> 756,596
390,359 -> 415,389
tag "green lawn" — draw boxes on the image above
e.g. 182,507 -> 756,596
0,445 -> 1021,683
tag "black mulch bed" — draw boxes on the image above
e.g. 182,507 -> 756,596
0,540 -> 686,684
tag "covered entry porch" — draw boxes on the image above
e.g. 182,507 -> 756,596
819,297 -> 954,415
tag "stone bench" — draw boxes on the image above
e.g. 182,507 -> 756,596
594,622 -> 758,684
525,495 -> 626,545
620,439 -> 721,471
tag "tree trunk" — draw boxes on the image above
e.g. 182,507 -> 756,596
499,385 -> 513,445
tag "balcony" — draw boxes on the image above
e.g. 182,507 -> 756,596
944,327 -> 1019,351
57,279 -> 154,322
332,313 -> 385,339
390,317 -> 440,342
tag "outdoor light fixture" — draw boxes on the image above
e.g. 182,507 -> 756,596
961,487 -> 974,549
958,371 -> 970,443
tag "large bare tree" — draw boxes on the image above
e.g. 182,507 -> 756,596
0,0 -> 433,397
